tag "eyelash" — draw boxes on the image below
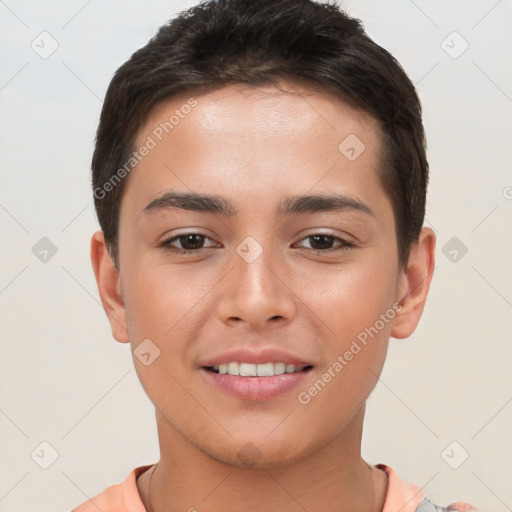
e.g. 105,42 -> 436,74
159,231 -> 356,254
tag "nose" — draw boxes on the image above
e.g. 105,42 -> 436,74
216,244 -> 297,330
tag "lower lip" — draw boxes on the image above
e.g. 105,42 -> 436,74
201,368 -> 311,401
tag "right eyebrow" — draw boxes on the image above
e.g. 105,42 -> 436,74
140,191 -> 237,218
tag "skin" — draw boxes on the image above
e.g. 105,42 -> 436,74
91,80 -> 435,512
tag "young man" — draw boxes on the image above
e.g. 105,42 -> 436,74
74,0 -> 477,510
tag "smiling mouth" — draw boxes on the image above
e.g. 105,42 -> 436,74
204,362 -> 314,377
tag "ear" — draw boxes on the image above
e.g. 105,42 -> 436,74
391,227 -> 436,339
90,230 -> 129,344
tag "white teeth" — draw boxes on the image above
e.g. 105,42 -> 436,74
239,363 -> 257,376
227,362 -> 240,375
210,362 -> 308,377
285,364 -> 296,373
256,362 -> 274,376
273,362 -> 286,375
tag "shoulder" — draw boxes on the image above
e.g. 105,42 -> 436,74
71,465 -> 153,512
416,497 -> 479,511
376,463 -> 478,512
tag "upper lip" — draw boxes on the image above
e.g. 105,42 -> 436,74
201,347 -> 313,367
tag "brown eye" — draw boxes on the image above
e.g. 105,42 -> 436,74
160,232 -> 216,253
296,234 -> 355,252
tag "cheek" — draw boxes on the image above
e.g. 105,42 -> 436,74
295,267 -> 394,425
122,265 -> 208,412
123,261 -> 217,339
122,262 -> 222,404
300,256 -> 398,346
294,256 -> 396,405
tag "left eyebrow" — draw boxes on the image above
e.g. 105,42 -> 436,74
140,190 -> 374,218
277,193 -> 374,217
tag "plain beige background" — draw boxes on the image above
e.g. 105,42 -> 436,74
0,0 -> 511,510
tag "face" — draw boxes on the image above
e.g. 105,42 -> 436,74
96,81 -> 424,468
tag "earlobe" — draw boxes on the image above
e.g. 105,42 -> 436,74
90,230 -> 129,344
390,227 -> 436,340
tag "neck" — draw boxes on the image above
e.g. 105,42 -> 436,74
139,405 -> 387,512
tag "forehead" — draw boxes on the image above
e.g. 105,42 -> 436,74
138,80 -> 377,146
122,80 -> 386,221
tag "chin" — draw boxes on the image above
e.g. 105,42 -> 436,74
196,430 -> 318,470
207,444 -> 307,470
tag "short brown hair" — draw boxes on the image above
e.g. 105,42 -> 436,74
92,0 -> 428,271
